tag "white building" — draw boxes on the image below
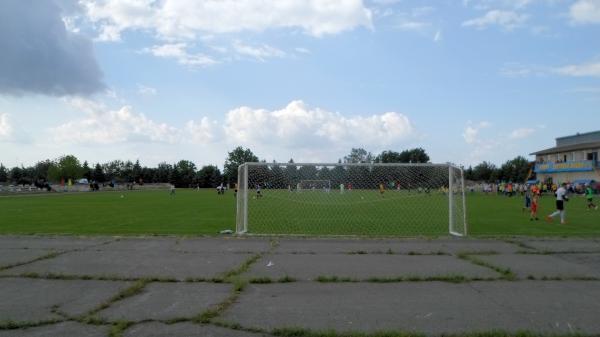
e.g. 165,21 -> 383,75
530,131 -> 600,184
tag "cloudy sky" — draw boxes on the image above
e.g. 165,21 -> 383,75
1,0 -> 599,168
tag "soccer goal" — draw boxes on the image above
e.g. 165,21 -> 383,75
236,163 -> 467,237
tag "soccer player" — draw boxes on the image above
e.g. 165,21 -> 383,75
546,183 -> 569,224
523,187 -> 532,213
585,184 -> 598,210
170,184 -> 176,196
379,183 -> 385,196
530,191 -> 539,221
256,184 -> 262,199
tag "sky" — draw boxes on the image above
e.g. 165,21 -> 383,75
1,0 -> 599,169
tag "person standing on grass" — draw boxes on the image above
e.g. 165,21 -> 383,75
547,183 -> 569,224
170,184 -> 176,196
585,184 -> 598,210
523,186 -> 532,213
530,191 -> 540,221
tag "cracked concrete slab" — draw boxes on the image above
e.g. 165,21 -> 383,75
174,237 -> 272,254
0,236 -> 111,250
123,322 -> 269,337
247,254 -> 499,280
0,322 -> 108,337
517,239 -> 600,253
223,282 -> 600,335
1,250 -> 253,280
0,249 -> 58,269
97,282 -> 232,321
471,281 -> 600,333
0,278 -> 131,323
274,238 -> 522,254
556,253 -> 600,271
222,282 -> 528,334
476,254 -> 600,279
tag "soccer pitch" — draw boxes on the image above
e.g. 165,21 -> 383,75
1,189 -> 599,236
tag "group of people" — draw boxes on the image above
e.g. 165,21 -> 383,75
523,183 -> 597,224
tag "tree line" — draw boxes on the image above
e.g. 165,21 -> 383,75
0,146 -> 532,187
463,156 -> 533,183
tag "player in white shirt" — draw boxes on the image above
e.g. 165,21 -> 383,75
546,183 -> 569,224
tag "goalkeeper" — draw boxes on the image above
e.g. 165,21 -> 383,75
585,184 -> 598,210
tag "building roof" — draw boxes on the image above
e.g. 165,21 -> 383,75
530,141 -> 600,156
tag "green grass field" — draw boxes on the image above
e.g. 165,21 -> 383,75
0,189 -> 599,236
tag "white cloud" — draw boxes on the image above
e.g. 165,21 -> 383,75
462,121 -> 490,144
223,100 -> 415,149
48,99 -> 417,161
185,117 -> 217,144
52,99 -> 219,145
509,127 -> 535,139
0,113 -> 14,141
81,0 -> 373,41
555,61 -> 600,77
462,10 -> 528,30
294,47 -> 311,54
232,41 -> 286,61
396,21 -> 431,31
137,84 -> 157,96
434,30 -> 443,42
143,43 -> 218,67
463,0 -> 537,10
570,0 -> 600,24
52,105 -> 182,144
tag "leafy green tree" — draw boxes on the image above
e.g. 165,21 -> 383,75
9,166 -> 24,184
133,160 -> 143,182
47,155 -> 83,182
224,147 -> 259,185
82,161 -> 92,181
92,163 -> 106,183
0,164 -> 8,182
154,162 -> 172,183
173,160 -> 197,187
472,161 -> 497,182
196,165 -> 222,188
344,148 -> 373,163
399,148 -> 430,163
498,156 -> 531,182
375,150 -> 402,163
34,160 -> 54,181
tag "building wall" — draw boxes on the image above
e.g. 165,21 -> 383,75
539,148 -> 600,163
537,170 -> 600,184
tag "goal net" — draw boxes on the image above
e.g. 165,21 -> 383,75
236,163 -> 467,237
298,180 -> 331,191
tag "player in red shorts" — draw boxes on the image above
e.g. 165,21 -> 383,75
530,191 -> 539,221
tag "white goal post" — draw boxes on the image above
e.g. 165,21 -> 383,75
236,163 -> 467,237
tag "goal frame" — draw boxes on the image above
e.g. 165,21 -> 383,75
236,162 -> 467,237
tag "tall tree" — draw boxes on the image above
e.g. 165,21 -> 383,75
399,148 -> 430,163
472,161 -> 497,182
224,146 -> 259,185
173,160 -> 197,187
375,150 -> 402,163
48,155 -> 83,182
0,164 -> 8,182
196,165 -> 222,188
82,161 -> 92,181
92,163 -> 106,183
344,148 -> 373,163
